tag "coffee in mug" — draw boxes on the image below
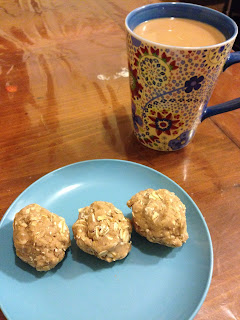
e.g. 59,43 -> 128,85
133,18 -> 226,47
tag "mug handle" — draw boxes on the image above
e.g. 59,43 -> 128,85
201,51 -> 240,121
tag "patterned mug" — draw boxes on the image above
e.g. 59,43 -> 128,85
125,3 -> 240,151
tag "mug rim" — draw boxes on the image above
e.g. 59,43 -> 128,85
125,2 -> 238,50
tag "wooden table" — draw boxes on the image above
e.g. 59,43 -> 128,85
0,1 -> 239,319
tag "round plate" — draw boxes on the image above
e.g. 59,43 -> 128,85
0,159 -> 213,320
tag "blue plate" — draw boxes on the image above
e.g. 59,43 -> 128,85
0,160 -> 213,320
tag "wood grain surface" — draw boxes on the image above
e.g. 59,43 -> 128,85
0,1 -> 239,319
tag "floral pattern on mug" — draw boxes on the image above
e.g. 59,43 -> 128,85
128,63 -> 143,98
184,76 -> 204,93
132,102 -> 143,132
148,111 -> 182,136
168,130 -> 191,150
127,34 -> 233,151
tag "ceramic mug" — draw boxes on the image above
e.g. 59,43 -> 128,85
125,3 -> 240,151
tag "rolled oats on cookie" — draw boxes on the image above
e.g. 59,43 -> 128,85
13,204 -> 71,271
72,201 -> 132,262
127,189 -> 188,247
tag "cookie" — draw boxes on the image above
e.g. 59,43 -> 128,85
13,204 -> 71,271
72,201 -> 132,262
127,189 -> 188,247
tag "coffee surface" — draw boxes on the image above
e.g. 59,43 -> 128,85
133,17 -> 226,47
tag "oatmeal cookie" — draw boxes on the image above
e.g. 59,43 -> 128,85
72,201 -> 132,262
13,204 -> 71,271
127,189 -> 188,247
